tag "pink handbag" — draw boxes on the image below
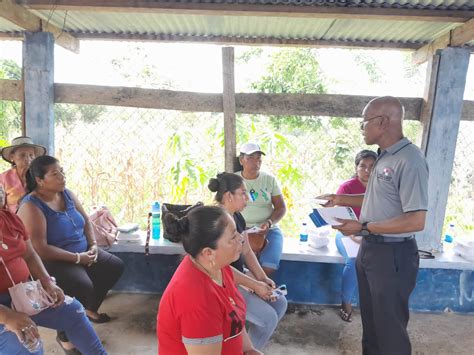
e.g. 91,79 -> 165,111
89,206 -> 118,247
0,257 -> 54,315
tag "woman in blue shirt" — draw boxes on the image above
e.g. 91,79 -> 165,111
17,156 -> 124,349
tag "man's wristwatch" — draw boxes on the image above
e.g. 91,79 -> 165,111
360,222 -> 370,237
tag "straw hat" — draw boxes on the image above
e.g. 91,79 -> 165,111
1,136 -> 47,164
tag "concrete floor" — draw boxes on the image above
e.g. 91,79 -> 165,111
39,293 -> 474,354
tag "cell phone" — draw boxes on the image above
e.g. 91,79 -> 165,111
271,284 -> 288,298
246,226 -> 264,233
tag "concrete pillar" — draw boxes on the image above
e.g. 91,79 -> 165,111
22,32 -> 55,155
419,47 -> 470,251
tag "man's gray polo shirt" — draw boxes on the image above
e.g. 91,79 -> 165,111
360,137 -> 429,238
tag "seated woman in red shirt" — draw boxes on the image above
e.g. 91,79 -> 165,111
157,206 -> 261,355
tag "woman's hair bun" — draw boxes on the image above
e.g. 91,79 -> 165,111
163,213 -> 189,242
208,177 -> 220,192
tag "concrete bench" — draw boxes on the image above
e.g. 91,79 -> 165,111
109,232 -> 474,313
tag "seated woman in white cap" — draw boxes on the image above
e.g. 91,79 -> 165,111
234,142 -> 287,276
0,137 -> 46,213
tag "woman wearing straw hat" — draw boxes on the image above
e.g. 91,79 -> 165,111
0,137 -> 46,213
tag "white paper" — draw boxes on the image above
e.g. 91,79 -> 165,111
316,206 -> 357,226
341,237 -> 360,258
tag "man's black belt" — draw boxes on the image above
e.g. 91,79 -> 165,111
364,234 -> 415,243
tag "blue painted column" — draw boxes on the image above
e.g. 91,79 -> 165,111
22,32 -> 55,155
419,47 -> 470,251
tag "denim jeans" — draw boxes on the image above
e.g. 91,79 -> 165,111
0,294 -> 106,355
259,227 -> 284,270
239,286 -> 287,350
335,232 -> 357,304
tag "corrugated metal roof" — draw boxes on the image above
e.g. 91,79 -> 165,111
0,1 -> 472,49
23,9 -> 465,46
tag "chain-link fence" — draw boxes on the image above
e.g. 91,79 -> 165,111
445,120 -> 474,237
54,104 -> 224,228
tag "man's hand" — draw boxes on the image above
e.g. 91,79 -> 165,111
315,194 -> 338,207
333,218 -> 362,236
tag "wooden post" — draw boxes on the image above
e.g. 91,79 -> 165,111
222,47 -> 236,173
419,47 -> 470,251
23,32 -> 55,154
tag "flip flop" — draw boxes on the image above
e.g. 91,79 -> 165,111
56,335 -> 81,355
339,308 -> 353,322
87,313 -> 111,324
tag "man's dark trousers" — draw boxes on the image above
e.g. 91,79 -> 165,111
356,238 -> 419,355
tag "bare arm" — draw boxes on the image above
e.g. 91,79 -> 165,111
17,202 -> 95,265
184,342 -> 222,355
317,193 -> 365,208
259,194 -> 286,232
69,190 -> 97,247
241,234 -> 275,288
334,211 -> 427,237
231,266 -> 273,301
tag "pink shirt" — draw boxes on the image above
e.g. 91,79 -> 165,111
336,177 -> 366,219
0,168 -> 26,213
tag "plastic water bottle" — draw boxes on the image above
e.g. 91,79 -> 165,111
444,223 -> 456,243
151,201 -> 161,240
299,222 -> 308,244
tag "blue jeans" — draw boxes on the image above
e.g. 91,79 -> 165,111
239,286 -> 287,350
0,294 -> 106,355
335,232 -> 357,304
259,227 -> 284,270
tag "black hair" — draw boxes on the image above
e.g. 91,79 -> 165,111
234,155 -> 244,172
208,172 -> 245,203
163,206 -> 230,257
355,150 -> 377,166
25,155 -> 59,193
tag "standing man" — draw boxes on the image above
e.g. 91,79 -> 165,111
319,96 -> 429,354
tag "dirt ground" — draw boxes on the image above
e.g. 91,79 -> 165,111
39,292 -> 474,354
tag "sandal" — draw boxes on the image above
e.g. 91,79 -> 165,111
339,308 -> 353,322
87,313 -> 111,324
56,335 -> 81,355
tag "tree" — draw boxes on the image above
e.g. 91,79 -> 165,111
0,60 -> 22,140
250,48 -> 327,131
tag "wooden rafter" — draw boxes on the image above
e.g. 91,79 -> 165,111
72,32 -> 422,51
413,18 -> 474,64
0,0 -> 79,52
18,0 -> 474,23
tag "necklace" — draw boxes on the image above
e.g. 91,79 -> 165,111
191,257 -> 222,286
241,173 -> 259,202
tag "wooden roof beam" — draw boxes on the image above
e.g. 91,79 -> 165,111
18,0 -> 474,23
413,18 -> 474,64
0,0 -> 79,52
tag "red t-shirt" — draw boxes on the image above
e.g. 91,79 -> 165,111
336,177 -> 366,219
0,210 -> 30,294
157,256 -> 246,355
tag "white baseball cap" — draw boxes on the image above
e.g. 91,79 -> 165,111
240,142 -> 265,155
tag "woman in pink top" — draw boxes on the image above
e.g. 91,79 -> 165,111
0,137 -> 46,213
335,149 -> 377,322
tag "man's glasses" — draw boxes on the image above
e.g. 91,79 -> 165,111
360,115 -> 385,130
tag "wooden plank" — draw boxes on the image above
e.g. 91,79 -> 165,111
420,54 -> 441,153
2,79 -> 473,121
413,18 -> 474,64
420,47 -> 471,252
23,32 -> 55,154
222,47 -> 236,173
19,1 -> 473,22
73,32 -> 422,51
0,0 -> 79,52
0,79 -> 23,100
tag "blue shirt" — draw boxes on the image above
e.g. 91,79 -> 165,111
22,189 -> 88,253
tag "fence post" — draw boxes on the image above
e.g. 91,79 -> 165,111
419,47 -> 470,251
222,47 -> 236,173
23,32 -> 55,154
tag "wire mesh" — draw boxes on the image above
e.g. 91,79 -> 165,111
54,104 -> 224,228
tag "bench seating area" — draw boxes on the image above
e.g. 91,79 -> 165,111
109,233 -> 474,313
